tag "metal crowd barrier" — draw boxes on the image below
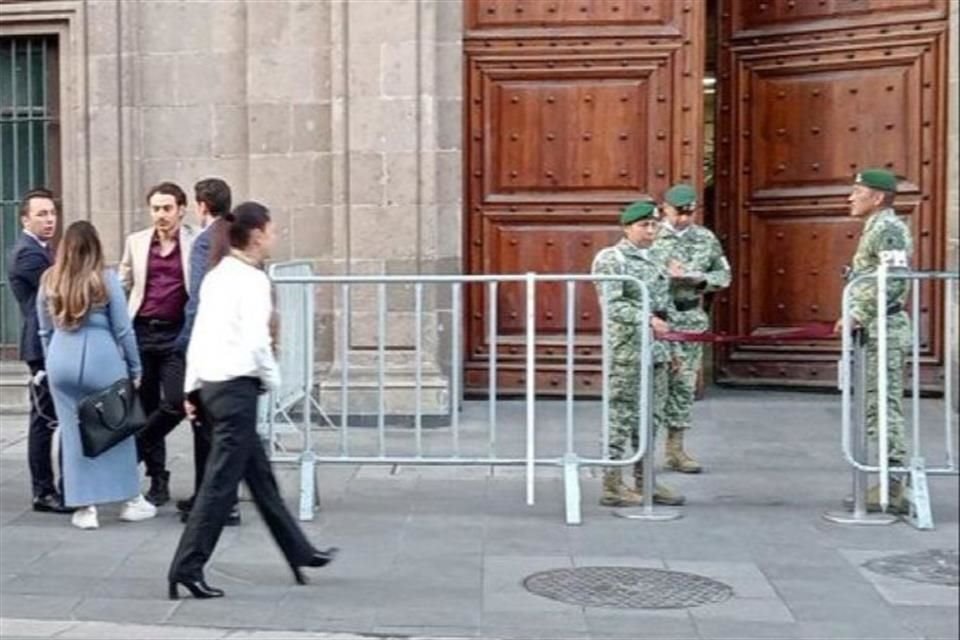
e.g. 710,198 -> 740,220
263,266 -> 675,525
825,257 -> 958,530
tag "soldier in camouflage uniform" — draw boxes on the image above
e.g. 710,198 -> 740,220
591,200 -> 685,507
653,184 -> 731,473
835,168 -> 913,513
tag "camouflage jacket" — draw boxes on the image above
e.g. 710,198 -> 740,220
848,207 -> 913,340
591,238 -> 672,363
653,223 -> 731,332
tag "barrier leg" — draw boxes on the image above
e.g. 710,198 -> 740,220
298,450 -> 317,521
904,456 -> 933,530
824,333 -> 897,526
615,364 -> 681,522
563,454 -> 582,526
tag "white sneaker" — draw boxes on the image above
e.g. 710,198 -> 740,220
119,495 -> 157,522
71,506 -> 99,530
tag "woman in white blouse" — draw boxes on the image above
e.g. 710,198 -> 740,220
167,202 -> 337,600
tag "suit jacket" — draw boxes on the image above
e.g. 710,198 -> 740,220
6,232 -> 53,364
174,222 -> 214,351
118,224 -> 196,319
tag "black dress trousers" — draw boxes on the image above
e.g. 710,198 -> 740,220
26,359 -> 59,498
168,377 -> 314,582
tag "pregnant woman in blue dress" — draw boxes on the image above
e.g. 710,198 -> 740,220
37,221 -> 157,530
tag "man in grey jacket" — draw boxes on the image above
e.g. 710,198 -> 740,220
174,178 -> 240,525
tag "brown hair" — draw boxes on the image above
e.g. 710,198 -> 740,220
146,181 -> 187,207
18,187 -> 56,220
41,221 -> 108,330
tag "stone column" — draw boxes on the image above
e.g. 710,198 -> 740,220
319,0 -> 463,423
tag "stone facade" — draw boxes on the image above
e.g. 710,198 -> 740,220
1,0 -> 463,418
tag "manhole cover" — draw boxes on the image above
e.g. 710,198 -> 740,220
862,549 -> 959,586
523,566 -> 733,609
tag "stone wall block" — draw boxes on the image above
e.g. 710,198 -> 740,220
435,205 -> 463,261
435,0 -> 464,44
137,55 -> 179,107
435,151 -> 462,205
346,97 -> 383,151
209,0 -> 248,53
249,154 -> 319,212
314,153 -> 333,208
212,105 -> 249,157
380,99 -> 419,152
138,0 -> 210,54
292,205 -> 333,260
178,52 -> 247,106
349,205 -> 419,260
89,55 -> 118,108
248,49 -> 319,103
381,41 -> 418,98
140,106 -> 211,158
347,44 -> 382,98
348,0 -> 417,44
348,153 -> 385,205
293,103 -> 332,153
437,98 -> 462,151
248,104 -> 292,154
385,152 -> 419,206
435,43 -> 462,99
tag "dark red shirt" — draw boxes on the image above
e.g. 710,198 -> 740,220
138,234 -> 188,322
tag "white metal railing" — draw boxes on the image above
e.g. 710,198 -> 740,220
826,259 -> 958,529
263,265 -> 671,525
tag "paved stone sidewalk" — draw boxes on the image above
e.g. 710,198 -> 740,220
0,389 -> 957,639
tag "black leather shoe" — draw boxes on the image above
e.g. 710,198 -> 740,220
146,472 -> 170,506
168,579 -> 224,600
307,547 -> 339,567
32,493 -> 74,514
290,547 -> 339,585
176,497 -> 193,513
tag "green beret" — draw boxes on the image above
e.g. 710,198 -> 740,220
620,200 -> 657,225
855,168 -> 897,193
664,183 -> 697,209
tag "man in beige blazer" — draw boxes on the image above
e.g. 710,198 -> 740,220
119,182 -> 196,506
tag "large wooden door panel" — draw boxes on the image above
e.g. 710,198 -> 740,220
715,0 -> 949,388
464,0 -> 705,394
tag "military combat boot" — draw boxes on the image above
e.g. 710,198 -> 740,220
665,429 -> 702,474
599,469 -> 644,507
842,477 -> 908,514
634,461 -> 686,506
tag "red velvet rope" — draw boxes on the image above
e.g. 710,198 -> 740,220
662,321 -> 838,343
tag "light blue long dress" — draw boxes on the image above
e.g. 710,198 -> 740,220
37,269 -> 143,507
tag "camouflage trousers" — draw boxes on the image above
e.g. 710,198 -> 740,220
663,342 -> 702,431
865,337 -> 907,462
608,360 -> 668,460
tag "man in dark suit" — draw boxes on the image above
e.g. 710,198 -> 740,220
6,188 -> 70,513
173,178 -> 240,526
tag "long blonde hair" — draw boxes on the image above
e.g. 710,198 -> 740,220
41,221 -> 108,330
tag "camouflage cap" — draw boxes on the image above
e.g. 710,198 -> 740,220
854,168 -> 897,193
620,200 -> 657,225
664,183 -> 697,209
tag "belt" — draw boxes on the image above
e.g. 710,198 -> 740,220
674,299 -> 701,312
135,317 -> 181,329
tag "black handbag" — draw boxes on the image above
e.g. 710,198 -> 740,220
77,378 -> 146,457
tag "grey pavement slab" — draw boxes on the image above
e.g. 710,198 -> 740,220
0,389 -> 957,639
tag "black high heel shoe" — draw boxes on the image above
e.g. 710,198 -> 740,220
168,579 -> 225,600
291,547 -> 339,585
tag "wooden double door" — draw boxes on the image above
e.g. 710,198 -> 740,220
462,0 -> 951,393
